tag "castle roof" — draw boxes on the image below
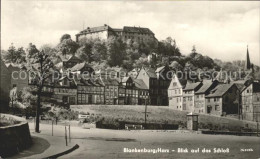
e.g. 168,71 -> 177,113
123,26 -> 154,35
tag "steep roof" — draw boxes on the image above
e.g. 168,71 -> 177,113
123,26 -> 154,35
195,80 -> 217,94
206,84 -> 234,97
133,79 -> 148,90
143,67 -> 157,78
183,82 -> 201,91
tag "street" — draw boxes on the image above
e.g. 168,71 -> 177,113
12,122 -> 260,159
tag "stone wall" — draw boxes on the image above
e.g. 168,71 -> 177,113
0,114 -> 32,157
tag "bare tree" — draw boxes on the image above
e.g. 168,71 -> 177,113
27,48 -> 54,132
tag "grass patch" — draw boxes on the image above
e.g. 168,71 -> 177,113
71,105 -> 258,131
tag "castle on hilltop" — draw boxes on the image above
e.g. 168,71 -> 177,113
75,24 -> 158,44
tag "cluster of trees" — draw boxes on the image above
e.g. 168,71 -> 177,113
1,34 -> 182,71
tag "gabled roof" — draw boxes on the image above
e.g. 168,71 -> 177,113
195,80 -> 218,94
206,83 -> 235,97
133,79 -> 148,90
70,62 -> 92,72
183,82 -> 202,91
242,82 -> 260,93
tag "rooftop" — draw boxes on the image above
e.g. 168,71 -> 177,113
183,82 -> 201,91
206,83 -> 234,97
133,79 -> 148,90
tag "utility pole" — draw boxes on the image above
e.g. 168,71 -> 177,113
142,97 -> 151,129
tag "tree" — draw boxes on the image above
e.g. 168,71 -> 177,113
27,43 -> 39,58
27,47 -> 54,132
40,44 -> 60,64
57,35 -> 79,57
2,43 -> 26,64
106,37 -> 126,67
158,37 -> 181,57
92,40 -> 107,61
76,41 -> 93,63
60,34 -> 71,43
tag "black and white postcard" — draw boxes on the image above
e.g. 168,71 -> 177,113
0,0 -> 260,158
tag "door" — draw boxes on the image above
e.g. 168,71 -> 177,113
88,95 -> 92,104
207,106 -> 212,114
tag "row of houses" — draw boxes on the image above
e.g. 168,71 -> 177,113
168,75 -> 260,122
2,52 -> 259,122
2,55 -> 170,107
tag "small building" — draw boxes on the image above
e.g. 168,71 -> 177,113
7,64 -> 29,92
241,81 -> 260,121
194,80 -> 219,114
205,83 -> 239,116
182,82 -> 202,112
186,112 -> 199,131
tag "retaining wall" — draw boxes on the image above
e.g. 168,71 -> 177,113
0,114 -> 32,157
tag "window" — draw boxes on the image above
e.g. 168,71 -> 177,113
215,105 -> 220,111
246,106 -> 249,111
183,97 -> 186,102
207,98 -> 210,102
13,84 -> 17,88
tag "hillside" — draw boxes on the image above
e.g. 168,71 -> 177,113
71,105 -> 258,131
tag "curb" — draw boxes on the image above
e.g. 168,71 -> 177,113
43,144 -> 79,159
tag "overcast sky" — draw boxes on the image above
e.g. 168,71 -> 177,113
2,1 -> 260,64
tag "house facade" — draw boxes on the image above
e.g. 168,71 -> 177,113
241,82 -> 260,121
168,75 -> 185,110
136,66 -> 170,106
182,82 -> 202,112
205,84 -> 239,116
53,76 -> 77,105
77,79 -> 105,105
194,80 -> 219,114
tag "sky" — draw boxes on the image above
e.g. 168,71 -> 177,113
1,1 -> 260,64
